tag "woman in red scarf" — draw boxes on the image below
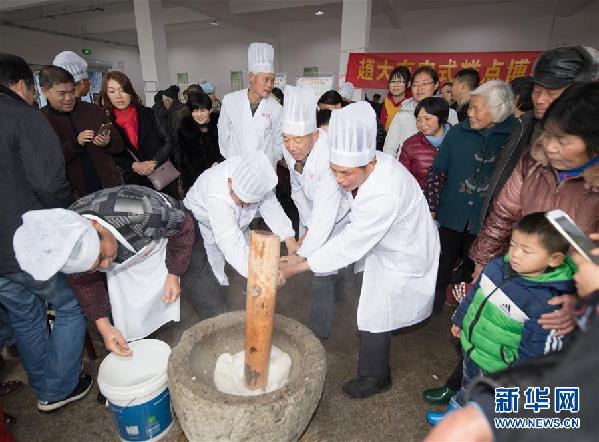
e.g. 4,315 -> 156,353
380,66 -> 412,132
100,71 -> 178,198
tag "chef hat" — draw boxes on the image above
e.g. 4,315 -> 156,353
338,82 -> 354,101
13,209 -> 100,281
282,85 -> 317,136
328,101 -> 377,167
201,81 -> 216,94
231,151 -> 278,203
248,42 -> 274,74
53,51 -> 88,82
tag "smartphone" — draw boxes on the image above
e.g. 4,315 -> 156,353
97,122 -> 112,137
545,210 -> 599,264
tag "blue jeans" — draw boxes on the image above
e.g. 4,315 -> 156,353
450,352 -> 486,408
0,271 -> 86,402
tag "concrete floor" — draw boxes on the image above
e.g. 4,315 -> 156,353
3,264 -> 459,442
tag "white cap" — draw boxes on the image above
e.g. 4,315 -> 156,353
13,209 -> 100,281
328,101 -> 377,167
231,151 -> 278,203
338,82 -> 354,101
53,51 -> 89,82
282,85 -> 317,136
248,42 -> 274,74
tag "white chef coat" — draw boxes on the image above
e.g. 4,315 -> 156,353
307,152 -> 440,333
218,89 -> 284,167
383,97 -> 458,158
183,157 -> 295,285
281,129 -> 351,257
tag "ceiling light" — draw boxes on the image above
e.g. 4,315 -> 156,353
210,20 -> 219,25
314,10 -> 324,16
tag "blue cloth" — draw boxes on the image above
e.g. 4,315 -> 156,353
425,123 -> 450,148
0,271 -> 85,402
558,154 -> 599,182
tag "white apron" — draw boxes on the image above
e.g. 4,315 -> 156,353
83,215 -> 180,342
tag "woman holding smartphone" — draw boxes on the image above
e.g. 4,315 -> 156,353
100,71 -> 179,199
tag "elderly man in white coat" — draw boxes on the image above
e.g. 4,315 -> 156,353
281,85 -> 351,338
182,151 -> 297,319
218,42 -> 283,167
280,102 -> 440,399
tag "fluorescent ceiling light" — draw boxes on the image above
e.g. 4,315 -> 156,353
314,10 -> 324,16
210,20 -> 219,25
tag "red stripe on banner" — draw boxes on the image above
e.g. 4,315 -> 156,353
346,51 -> 542,89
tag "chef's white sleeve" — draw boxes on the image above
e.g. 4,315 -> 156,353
258,191 -> 295,241
307,193 -> 398,274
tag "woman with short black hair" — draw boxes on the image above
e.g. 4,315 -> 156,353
317,90 -> 343,110
380,66 -> 411,131
178,92 -> 224,194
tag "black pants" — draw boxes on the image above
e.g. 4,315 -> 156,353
358,331 -> 392,377
445,343 -> 464,390
433,227 -> 477,313
180,229 -> 227,320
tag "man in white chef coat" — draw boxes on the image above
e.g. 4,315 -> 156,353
218,42 -> 283,167
279,102 -> 440,399
280,85 -> 351,338
182,151 -> 297,319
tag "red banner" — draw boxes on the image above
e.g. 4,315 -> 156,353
346,51 -> 542,89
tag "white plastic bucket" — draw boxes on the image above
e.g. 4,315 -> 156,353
98,339 -> 173,442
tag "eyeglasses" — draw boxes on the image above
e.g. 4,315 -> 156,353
412,81 -> 435,88
389,79 -> 405,85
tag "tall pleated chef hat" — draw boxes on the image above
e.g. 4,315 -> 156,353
338,82 -> 354,101
53,51 -> 89,82
13,209 -> 100,281
282,85 -> 317,136
231,151 -> 278,203
328,101 -> 377,167
248,42 -> 275,74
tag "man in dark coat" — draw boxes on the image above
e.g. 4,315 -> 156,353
163,85 -> 190,169
0,53 -> 91,412
40,66 -> 124,199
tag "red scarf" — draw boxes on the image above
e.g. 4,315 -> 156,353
114,105 -> 139,150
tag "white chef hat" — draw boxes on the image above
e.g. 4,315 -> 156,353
231,151 -> 278,204
248,42 -> 274,74
53,51 -> 89,82
328,101 -> 377,167
13,209 -> 100,281
338,82 -> 354,101
282,85 -> 317,136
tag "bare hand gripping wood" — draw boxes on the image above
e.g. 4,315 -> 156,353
244,230 -> 280,390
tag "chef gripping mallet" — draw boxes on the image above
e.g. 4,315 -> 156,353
244,230 -> 281,390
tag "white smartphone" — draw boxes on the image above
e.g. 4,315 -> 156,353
545,210 -> 599,264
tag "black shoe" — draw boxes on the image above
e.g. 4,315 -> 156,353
342,374 -> 392,399
37,374 -> 93,412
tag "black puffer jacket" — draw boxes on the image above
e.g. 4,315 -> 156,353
178,114 -> 224,193
0,86 -> 72,275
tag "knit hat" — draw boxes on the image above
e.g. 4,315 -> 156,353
282,85 -> 317,136
533,45 -> 599,89
163,85 -> 180,100
201,81 -> 216,94
53,51 -> 88,82
13,209 -> 100,281
248,43 -> 274,74
231,151 -> 278,203
328,101 -> 376,167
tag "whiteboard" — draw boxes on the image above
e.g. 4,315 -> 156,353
295,74 -> 335,101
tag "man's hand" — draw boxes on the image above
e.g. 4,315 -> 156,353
77,130 -> 95,146
424,405 -> 493,442
571,234 -> 599,296
279,254 -> 307,281
96,317 -> 132,356
92,133 -> 110,147
285,237 -> 300,256
162,273 -> 181,303
451,324 -> 461,338
538,294 -> 577,336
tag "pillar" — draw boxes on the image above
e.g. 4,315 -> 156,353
338,0 -> 372,101
133,0 -> 170,104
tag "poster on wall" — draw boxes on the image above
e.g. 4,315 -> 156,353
230,71 -> 244,91
345,51 -> 542,89
295,74 -> 335,101
274,73 -> 287,89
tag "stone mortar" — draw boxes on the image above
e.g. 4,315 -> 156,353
168,311 -> 327,442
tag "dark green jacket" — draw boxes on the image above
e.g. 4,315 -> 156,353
433,115 -> 517,234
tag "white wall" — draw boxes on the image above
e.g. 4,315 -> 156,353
0,25 -> 144,97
